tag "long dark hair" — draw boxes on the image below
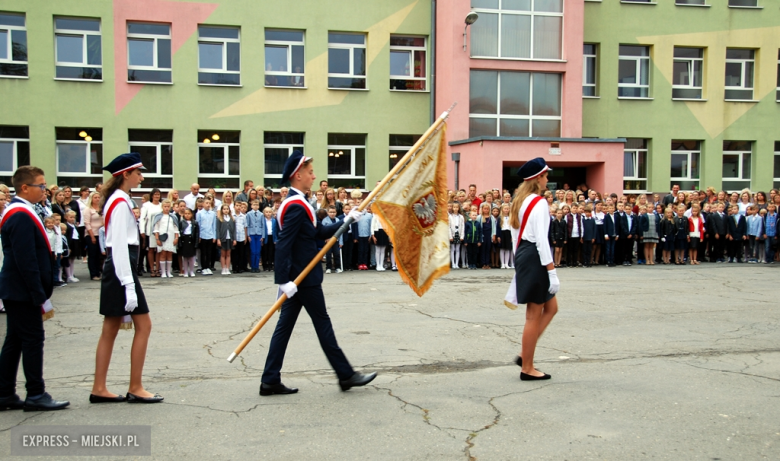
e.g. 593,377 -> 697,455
100,174 -> 125,213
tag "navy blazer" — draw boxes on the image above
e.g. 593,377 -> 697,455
708,212 -> 727,236
604,213 -> 618,238
581,217 -> 597,242
0,199 -> 54,305
638,213 -> 660,237
726,214 -> 747,240
275,190 -> 342,287
619,213 -> 638,238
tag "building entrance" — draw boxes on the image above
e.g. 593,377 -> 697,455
502,165 -> 587,193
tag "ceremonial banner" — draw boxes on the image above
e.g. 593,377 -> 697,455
372,124 -> 449,296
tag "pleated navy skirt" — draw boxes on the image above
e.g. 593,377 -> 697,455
514,240 -> 554,305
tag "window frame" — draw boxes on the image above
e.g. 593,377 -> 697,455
774,142 -> 780,190
126,22 -> 172,84
54,17 -> 102,82
197,25 -> 241,87
327,32 -> 367,90
263,135 -> 304,184
0,12 -> 28,78
722,141 -> 752,192
670,141 -> 700,190
470,0 -> 564,61
128,138 -> 173,191
469,70 -> 562,138
728,0 -> 760,7
618,45 -> 650,99
389,35 -> 427,92
389,134 -> 421,170
327,136 -> 366,188
583,43 -> 597,97
264,29 -> 305,88
197,135 -> 240,191
776,49 -> 779,102
672,47 -> 703,100
623,139 -> 648,193
56,140 -> 102,180
0,128 -> 29,185
724,48 -> 755,101
675,0 -> 708,5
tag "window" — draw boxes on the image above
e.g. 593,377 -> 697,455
670,140 -> 700,191
54,17 -> 101,80
722,141 -> 751,191
676,0 -> 706,4
583,44 -> 597,96
469,70 -> 562,137
198,130 -> 240,189
622,0 -> 652,3
128,129 -> 173,189
264,30 -> 304,88
198,26 -> 240,86
390,36 -> 426,91
0,125 -> 29,186
623,138 -> 648,192
328,33 -> 366,89
56,128 -> 103,188
725,49 -> 754,100
264,132 -> 304,188
618,45 -> 650,98
327,133 -> 365,188
672,47 -> 703,99
729,0 -> 758,6
776,50 -> 779,101
0,12 -> 27,77
774,142 -> 780,189
389,134 -> 421,169
470,0 -> 563,60
127,22 -> 171,83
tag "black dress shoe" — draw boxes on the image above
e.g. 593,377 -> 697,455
0,394 -> 24,411
339,372 -> 377,391
89,394 -> 127,403
126,392 -> 163,403
260,382 -> 298,396
514,356 -> 522,367
520,372 -> 551,381
23,393 -> 70,411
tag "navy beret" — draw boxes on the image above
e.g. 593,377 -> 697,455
281,150 -> 311,184
103,152 -> 146,176
516,157 -> 552,181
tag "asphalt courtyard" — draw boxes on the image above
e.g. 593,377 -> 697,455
0,260 -> 778,460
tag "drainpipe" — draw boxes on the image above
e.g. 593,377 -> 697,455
430,0 -> 436,124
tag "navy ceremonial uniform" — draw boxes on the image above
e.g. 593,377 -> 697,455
261,187 -> 354,384
0,198 -> 54,398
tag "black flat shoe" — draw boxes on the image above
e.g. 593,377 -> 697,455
520,372 -> 551,381
514,356 -> 522,368
339,372 -> 377,391
23,392 -> 70,411
126,392 -> 163,403
0,394 -> 24,411
89,394 -> 127,403
260,382 -> 298,396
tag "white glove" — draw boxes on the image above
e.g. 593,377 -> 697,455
661,237 -> 666,242
280,282 -> 298,299
124,283 -> 138,312
547,269 -> 560,295
347,209 -> 364,222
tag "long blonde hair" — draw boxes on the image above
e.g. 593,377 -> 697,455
509,180 -> 542,229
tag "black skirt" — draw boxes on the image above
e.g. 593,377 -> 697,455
178,234 -> 197,258
374,228 -> 389,246
514,240 -> 554,305
100,245 -> 149,317
501,229 -> 512,250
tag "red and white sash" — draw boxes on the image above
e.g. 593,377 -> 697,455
277,195 -> 316,230
103,194 -> 134,234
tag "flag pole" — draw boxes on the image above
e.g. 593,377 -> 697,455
227,103 -> 456,362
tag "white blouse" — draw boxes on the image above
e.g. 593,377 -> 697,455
105,189 -> 140,287
510,194 -> 553,266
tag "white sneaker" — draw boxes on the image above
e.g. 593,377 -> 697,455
325,269 -> 331,274
226,270 -> 231,275
67,277 -> 79,283
189,272 -> 196,277
183,273 -> 189,278
203,269 -> 211,275
336,269 -> 343,273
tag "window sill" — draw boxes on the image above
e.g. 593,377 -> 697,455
389,89 -> 429,93
582,96 -> 600,99
0,75 -> 29,80
469,56 -> 566,63
620,1 -> 657,4
199,83 -> 243,87
724,99 -> 759,103
55,78 -> 103,83
264,85 -> 307,89
676,3 -> 711,7
728,5 -> 763,9
618,97 -> 654,100
127,81 -> 173,85
623,190 -> 649,194
673,98 -> 707,101
328,88 -> 369,91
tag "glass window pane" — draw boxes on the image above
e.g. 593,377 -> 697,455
690,153 -> 699,179
328,150 -> 352,175
58,143 -> 87,173
471,0 -> 499,8
585,56 -> 596,84
744,61 -> 754,88
470,12 -> 498,57
0,141 -> 13,172
228,146 -> 240,175
743,153 -> 751,179
55,18 -> 100,32
503,0 -> 531,10
671,153 -> 686,178
11,30 -> 26,61
128,39 -> 154,66
533,16 -> 561,60
199,42 -> 223,69
266,30 -> 303,42
328,133 -> 365,145
619,46 -> 648,57
532,73 -> 561,116
0,31 -> 6,60
328,48 -> 350,74
390,50 -> 410,76
86,34 -> 101,65
128,69 -> 171,82
0,13 -> 25,27
725,62 -> 742,86
226,42 -> 240,71
413,50 -> 425,77
128,23 -> 169,36
265,45 -> 287,72
198,26 -> 238,40
499,119 -> 529,137
161,145 -> 173,175
637,151 -> 647,178
355,148 -> 365,176
624,152 -> 636,177
470,70 -> 498,114
500,71 -> 529,115
726,49 -> 753,60
353,48 -> 365,76
328,33 -> 364,45
532,119 -> 560,137
534,0 -> 563,12
90,144 -> 103,175
692,60 -> 702,87
618,59 -> 637,84
157,39 -> 171,68
774,156 -> 780,179
134,145 -> 158,173
199,147 -> 223,174
328,77 -> 365,89
17,141 -> 29,167
291,46 -> 304,72
500,14 -> 530,59
265,148 -> 289,175
673,61 -> 689,86
390,36 -> 425,47
469,118 -> 497,137
639,59 -> 649,85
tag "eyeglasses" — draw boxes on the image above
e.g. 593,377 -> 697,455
26,184 -> 47,191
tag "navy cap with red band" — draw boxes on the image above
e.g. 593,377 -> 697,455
103,152 -> 146,177
517,157 -> 552,181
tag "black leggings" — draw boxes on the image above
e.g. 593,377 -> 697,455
200,239 -> 214,270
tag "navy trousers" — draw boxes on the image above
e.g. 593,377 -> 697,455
0,300 -> 46,397
261,285 -> 354,384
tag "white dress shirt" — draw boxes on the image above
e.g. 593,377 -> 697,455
105,189 -> 139,287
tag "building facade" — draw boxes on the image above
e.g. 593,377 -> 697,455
0,0 -> 432,191
582,0 -> 780,193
